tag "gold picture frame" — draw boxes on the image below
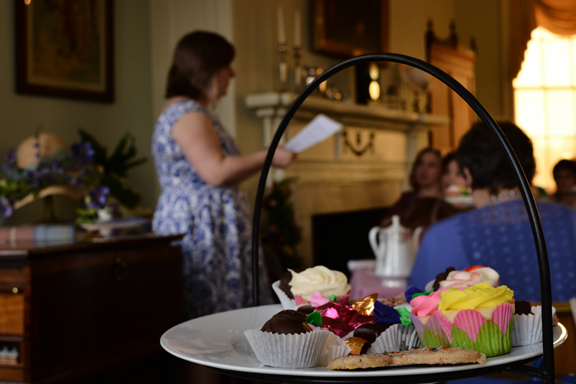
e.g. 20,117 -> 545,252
313,0 -> 389,58
15,0 -> 114,103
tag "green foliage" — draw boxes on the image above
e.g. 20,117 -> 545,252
260,180 -> 303,269
77,129 -> 147,209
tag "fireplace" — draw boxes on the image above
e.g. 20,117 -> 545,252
312,207 -> 388,278
246,91 -> 448,267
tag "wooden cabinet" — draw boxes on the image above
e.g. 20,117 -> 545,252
0,234 -> 183,383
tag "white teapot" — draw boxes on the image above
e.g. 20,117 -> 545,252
368,215 -> 423,277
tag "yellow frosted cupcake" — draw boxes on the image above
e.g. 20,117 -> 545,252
435,283 -> 515,357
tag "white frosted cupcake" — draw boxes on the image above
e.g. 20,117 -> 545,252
272,266 -> 351,309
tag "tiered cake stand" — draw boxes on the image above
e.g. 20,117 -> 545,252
161,53 -> 562,384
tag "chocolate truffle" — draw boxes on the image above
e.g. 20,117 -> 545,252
514,300 -> 532,315
354,323 -> 394,354
261,310 -> 312,335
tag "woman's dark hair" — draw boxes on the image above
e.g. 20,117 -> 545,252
552,159 -> 576,181
457,121 -> 535,195
441,151 -> 459,175
165,31 -> 235,100
409,147 -> 442,191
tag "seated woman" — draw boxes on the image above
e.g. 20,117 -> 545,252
549,159 -> 576,209
441,151 -> 474,209
380,148 -> 459,232
409,121 -> 576,301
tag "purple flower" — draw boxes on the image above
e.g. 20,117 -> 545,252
4,149 -> 17,165
86,186 -> 110,209
70,141 -> 95,164
0,196 -> 13,218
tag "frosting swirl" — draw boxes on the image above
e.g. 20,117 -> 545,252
410,289 -> 447,316
438,282 -> 514,312
289,266 -> 350,302
438,266 -> 499,289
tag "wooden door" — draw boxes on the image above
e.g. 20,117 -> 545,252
426,21 -> 477,154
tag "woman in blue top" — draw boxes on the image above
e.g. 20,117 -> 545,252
409,121 -> 576,301
152,31 -> 296,319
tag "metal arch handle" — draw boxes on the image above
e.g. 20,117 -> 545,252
250,53 -> 554,383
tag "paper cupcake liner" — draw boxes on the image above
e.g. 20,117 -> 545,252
411,314 -> 451,347
368,324 -> 421,353
450,318 -> 513,357
435,302 -> 514,357
271,280 -> 296,310
513,306 -> 556,346
316,333 -> 351,367
244,329 -> 330,368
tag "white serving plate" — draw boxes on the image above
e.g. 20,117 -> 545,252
160,304 -> 567,378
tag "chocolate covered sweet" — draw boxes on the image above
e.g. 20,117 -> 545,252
261,310 -> 312,335
354,323 -> 394,353
514,300 -> 532,315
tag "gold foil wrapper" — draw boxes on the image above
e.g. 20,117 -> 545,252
352,293 -> 378,316
345,337 -> 368,355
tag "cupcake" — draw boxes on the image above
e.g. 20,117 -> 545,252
244,310 -> 330,368
409,282 -> 515,357
272,266 -> 351,309
435,283 -> 515,357
409,289 -> 452,348
425,266 -> 499,292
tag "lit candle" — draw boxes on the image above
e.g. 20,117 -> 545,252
277,7 -> 285,44
294,10 -> 301,47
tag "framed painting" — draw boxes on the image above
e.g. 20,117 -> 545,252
313,0 -> 389,58
15,0 -> 114,103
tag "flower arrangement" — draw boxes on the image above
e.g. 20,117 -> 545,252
260,179 -> 303,269
0,128 -> 146,224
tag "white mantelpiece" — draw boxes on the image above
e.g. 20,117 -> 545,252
245,92 -> 449,267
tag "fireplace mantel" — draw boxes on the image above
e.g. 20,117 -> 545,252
245,92 -> 449,267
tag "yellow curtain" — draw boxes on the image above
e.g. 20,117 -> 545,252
509,0 -> 537,81
509,0 -> 576,80
535,0 -> 576,35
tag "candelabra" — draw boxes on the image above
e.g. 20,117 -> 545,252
293,45 -> 302,92
278,43 -> 287,92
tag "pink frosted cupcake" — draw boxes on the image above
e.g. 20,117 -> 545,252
409,289 -> 452,348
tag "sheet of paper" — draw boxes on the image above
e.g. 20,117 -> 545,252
284,114 -> 342,153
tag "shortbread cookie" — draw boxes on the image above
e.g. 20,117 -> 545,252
327,347 -> 486,370
388,347 -> 487,366
328,354 -> 392,370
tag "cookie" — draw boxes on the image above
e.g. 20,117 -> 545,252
327,354 -> 392,370
327,347 -> 486,370
388,347 -> 487,366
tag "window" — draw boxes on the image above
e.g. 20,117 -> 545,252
514,26 -> 576,192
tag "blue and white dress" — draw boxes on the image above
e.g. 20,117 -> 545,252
152,99 -> 271,319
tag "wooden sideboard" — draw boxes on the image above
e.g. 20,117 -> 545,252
0,234 -> 183,384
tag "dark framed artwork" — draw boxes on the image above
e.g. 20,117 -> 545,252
313,0 -> 389,58
15,0 -> 114,103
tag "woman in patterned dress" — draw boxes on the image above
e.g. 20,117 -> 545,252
152,31 -> 296,319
